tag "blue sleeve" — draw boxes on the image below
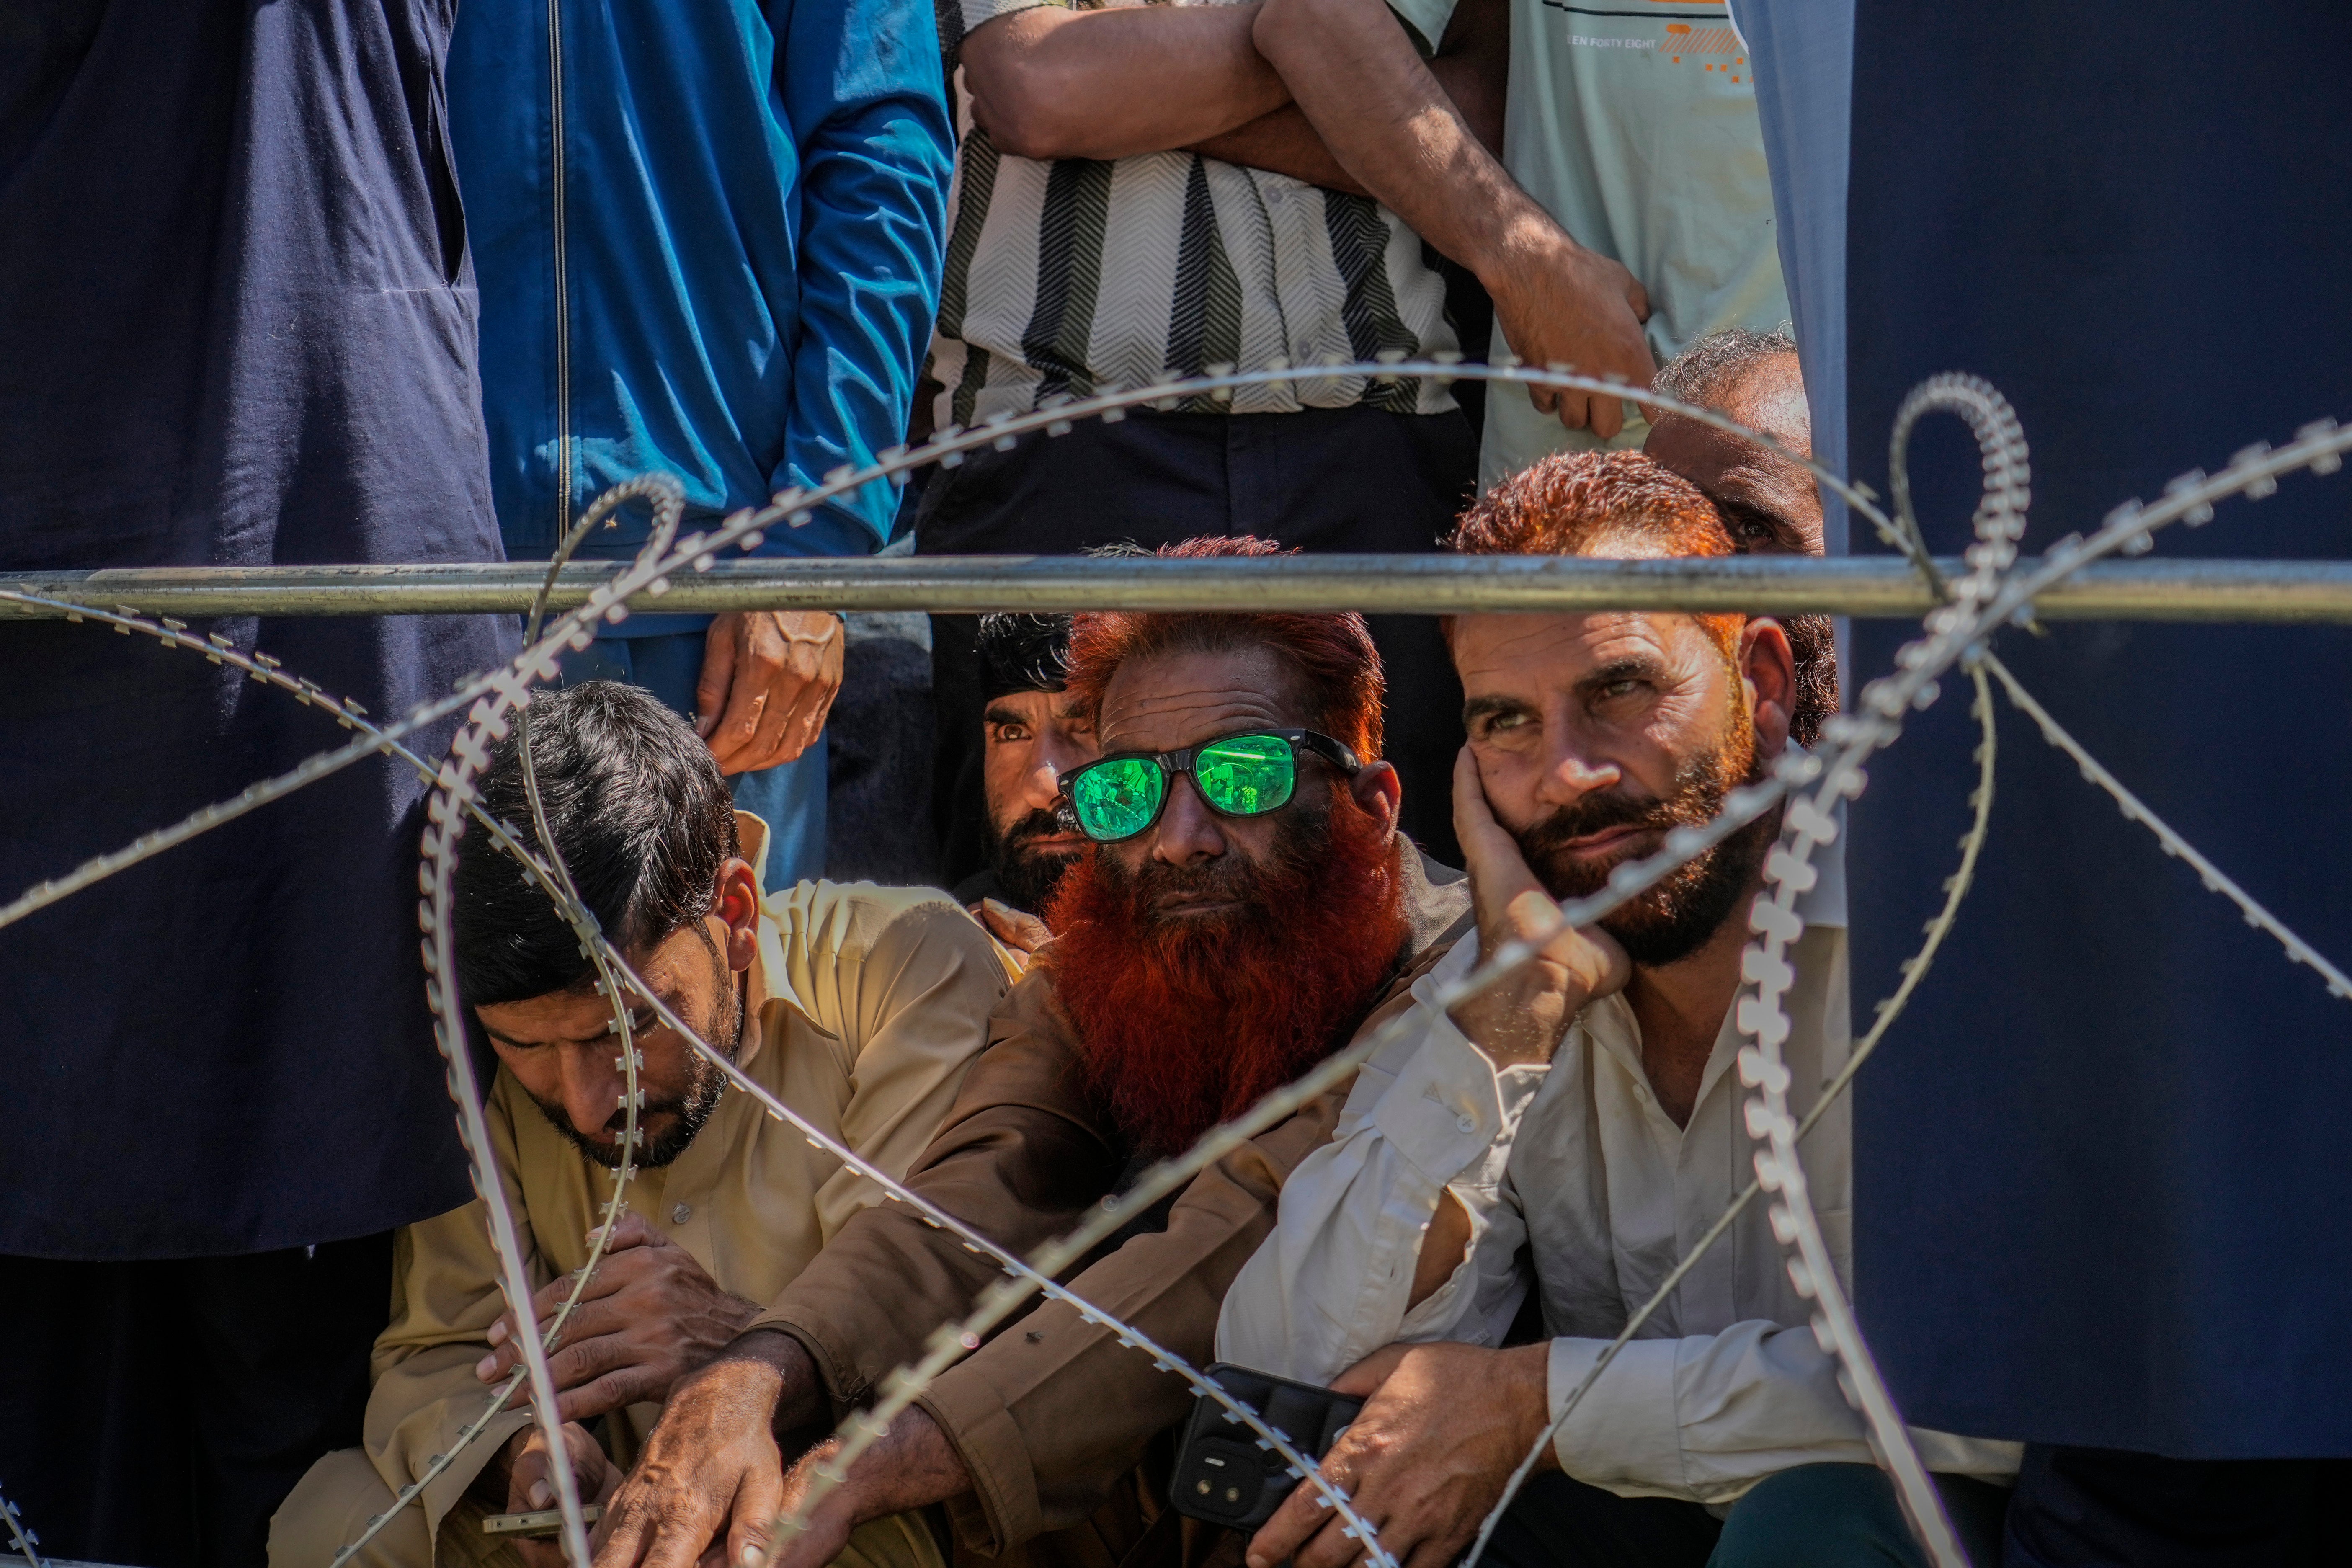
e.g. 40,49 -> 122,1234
766,0 -> 954,554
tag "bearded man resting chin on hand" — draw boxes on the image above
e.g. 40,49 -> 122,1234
1217,452 -> 2024,1568
591,536 -> 1472,1568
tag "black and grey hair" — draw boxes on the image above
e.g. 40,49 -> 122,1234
454,681 -> 740,1007
976,613 -> 1074,702
1652,325 -> 1800,410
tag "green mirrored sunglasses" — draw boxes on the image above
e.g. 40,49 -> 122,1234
1060,729 -> 1364,844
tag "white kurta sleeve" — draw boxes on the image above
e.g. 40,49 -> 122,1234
1217,943 -> 1547,1384
1545,1321 -> 2022,1502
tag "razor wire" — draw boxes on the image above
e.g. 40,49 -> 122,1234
406,479 -> 1402,1565
0,585 -> 650,1566
1457,654 -> 2001,1568
1,1481 -> 43,1568
5,362 -> 2350,1568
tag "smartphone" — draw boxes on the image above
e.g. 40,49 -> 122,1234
1168,1363 -> 1363,1533
481,1504 -> 604,1539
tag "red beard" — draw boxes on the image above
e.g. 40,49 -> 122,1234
1043,794 -> 1409,1157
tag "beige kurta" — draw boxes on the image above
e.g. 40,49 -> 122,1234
273,820 -> 1006,1566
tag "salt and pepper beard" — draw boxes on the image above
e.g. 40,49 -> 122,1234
527,927 -> 744,1170
1513,689 -> 1777,967
1045,788 -> 1408,1158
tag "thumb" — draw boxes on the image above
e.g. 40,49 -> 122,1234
696,617 -> 737,739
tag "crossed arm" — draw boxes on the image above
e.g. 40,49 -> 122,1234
960,0 -> 1504,197
959,0 -> 1650,431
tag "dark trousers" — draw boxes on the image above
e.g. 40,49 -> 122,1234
2003,1446 -> 2352,1567
1475,1465 -> 2011,1568
913,404 -> 1480,885
0,1237 -> 392,1568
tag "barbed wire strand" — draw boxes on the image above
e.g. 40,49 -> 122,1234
1981,652 -> 2352,1000
1457,654 -> 1999,1568
0,363 -> 1919,940
438,380 -> 2348,1568
1,1480 -> 44,1568
576,944 -> 1400,1568
0,585 -> 635,1567
5,367 -> 2344,1568
410,486 -> 692,1568
328,481 -> 687,1565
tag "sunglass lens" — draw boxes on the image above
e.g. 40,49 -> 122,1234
1071,756 -> 1165,842
1194,734 -> 1295,816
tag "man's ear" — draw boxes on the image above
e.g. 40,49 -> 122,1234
1739,618 -> 1797,758
1350,759 -> 1403,837
714,857 -> 761,972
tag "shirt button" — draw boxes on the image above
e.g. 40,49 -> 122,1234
1456,1113 -> 1478,1134
671,1203 -> 692,1225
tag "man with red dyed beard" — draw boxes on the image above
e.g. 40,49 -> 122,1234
592,537 -> 1471,1568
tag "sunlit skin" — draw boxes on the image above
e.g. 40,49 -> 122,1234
1643,353 -> 1823,557
1246,601 -> 1794,1568
1091,645 -> 1401,913
975,689 -> 1100,950
982,689 -> 1099,850
468,867 -> 767,1565
586,646 -> 1403,1568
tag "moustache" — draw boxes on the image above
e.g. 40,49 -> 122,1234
1514,786 -> 1686,863
1002,807 -> 1081,851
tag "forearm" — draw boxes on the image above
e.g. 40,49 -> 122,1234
1181,24 -> 1497,196
964,5 -> 1289,161
1187,106 -> 1367,196
1254,0 -> 1553,285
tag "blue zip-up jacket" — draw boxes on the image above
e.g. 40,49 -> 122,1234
447,0 -> 952,582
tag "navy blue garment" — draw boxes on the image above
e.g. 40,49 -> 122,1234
0,0 -> 517,1259
1842,0 -> 2352,1459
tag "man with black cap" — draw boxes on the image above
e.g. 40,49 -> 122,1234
953,612 -> 1101,964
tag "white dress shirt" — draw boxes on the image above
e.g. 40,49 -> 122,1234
1217,843 -> 2019,1504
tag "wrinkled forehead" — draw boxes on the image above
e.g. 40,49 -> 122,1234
1450,609 -> 1718,696
1097,645 -> 1305,753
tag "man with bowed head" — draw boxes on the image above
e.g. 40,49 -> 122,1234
268,683 -> 1006,1568
591,538 -> 1471,1568
1218,453 -> 2016,1568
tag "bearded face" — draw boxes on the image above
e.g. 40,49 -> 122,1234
984,803 -> 1082,915
1044,787 -> 1406,1157
1512,686 -> 1774,967
519,928 -> 745,1169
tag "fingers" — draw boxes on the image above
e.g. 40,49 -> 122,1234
707,613 -> 843,774
722,1447 -> 787,1568
977,899 -> 1052,954
706,619 -> 780,775
1451,747 -> 1547,929
1589,391 -> 1625,442
696,616 -> 740,743
1332,1342 -> 1413,1398
555,1362 -> 673,1425
596,1211 -> 667,1256
1245,1472 -> 1332,1568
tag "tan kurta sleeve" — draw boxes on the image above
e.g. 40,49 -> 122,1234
749,970 -> 1122,1410
768,885 -> 1011,1242
361,1087 -> 553,1552
750,962 -> 1442,1555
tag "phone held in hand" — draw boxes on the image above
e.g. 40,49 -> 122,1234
482,1504 -> 604,1539
1169,1363 -> 1363,1533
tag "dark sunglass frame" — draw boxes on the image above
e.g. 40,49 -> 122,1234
1059,728 -> 1363,844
